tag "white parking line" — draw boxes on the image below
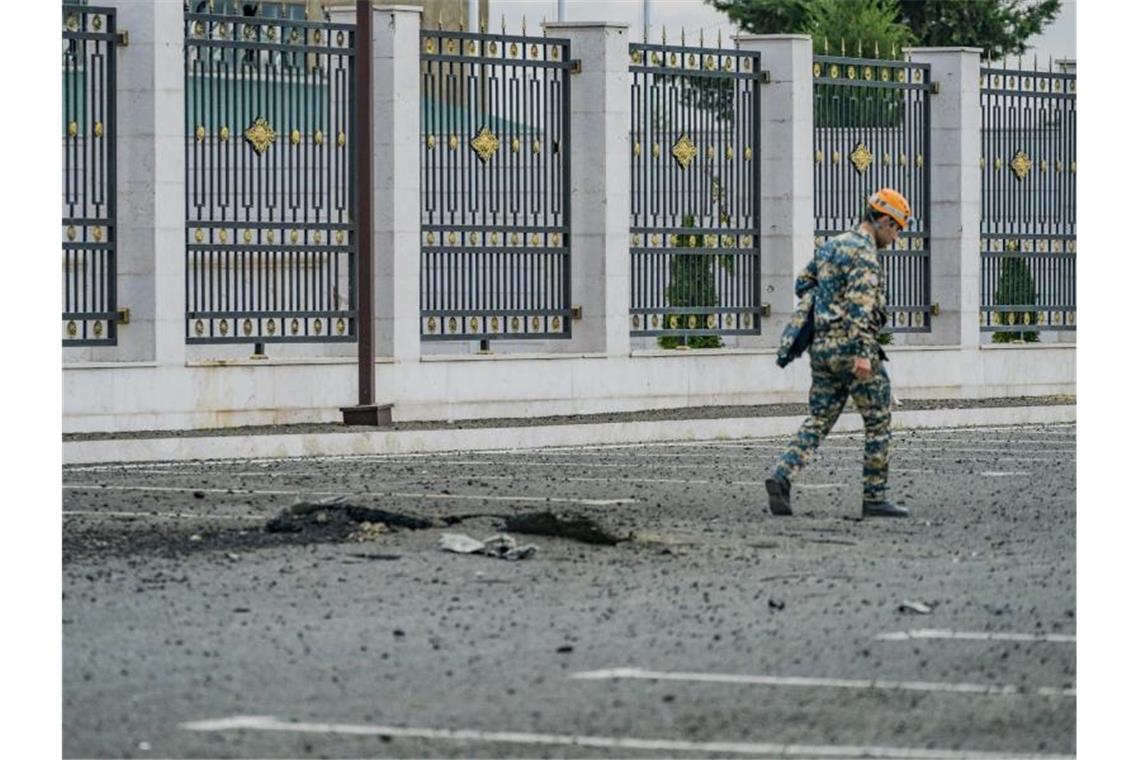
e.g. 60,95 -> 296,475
62,483 -> 637,507
876,629 -> 1075,644
979,472 -> 1032,478
179,715 -> 1073,759
571,667 -> 1074,698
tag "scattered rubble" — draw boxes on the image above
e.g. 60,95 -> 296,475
265,496 -> 435,536
502,511 -> 629,545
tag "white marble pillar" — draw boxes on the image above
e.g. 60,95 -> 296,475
906,48 -> 983,350
332,4 -> 422,362
734,35 -> 814,349
543,22 -> 632,356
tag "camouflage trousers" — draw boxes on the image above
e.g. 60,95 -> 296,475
773,350 -> 892,501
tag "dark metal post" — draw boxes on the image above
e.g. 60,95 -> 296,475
341,0 -> 386,425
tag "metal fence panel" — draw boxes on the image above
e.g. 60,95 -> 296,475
628,40 -> 763,339
813,55 -> 933,333
420,28 -> 573,342
63,2 -> 118,346
184,6 -> 356,344
980,65 -> 1076,333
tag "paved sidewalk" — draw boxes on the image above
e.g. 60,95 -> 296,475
64,395 -> 1075,465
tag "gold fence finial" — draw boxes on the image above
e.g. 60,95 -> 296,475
542,15 -> 547,36
480,15 -> 486,34
501,14 -> 506,35
841,38 -> 845,56
522,15 -> 526,35
438,10 -> 443,31
824,37 -> 829,55
681,27 -> 685,46
891,41 -> 896,59
459,16 -> 464,32
875,40 -> 879,58
700,28 -> 705,47
717,28 -> 723,48
858,38 -> 863,57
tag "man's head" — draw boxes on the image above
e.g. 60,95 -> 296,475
862,188 -> 911,249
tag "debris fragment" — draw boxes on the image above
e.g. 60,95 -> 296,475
768,598 -> 786,611
438,533 -> 486,554
437,532 -> 537,561
899,600 -> 933,615
556,645 -> 574,654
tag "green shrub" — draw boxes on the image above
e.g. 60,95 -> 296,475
992,254 -> 1039,343
658,215 -> 724,350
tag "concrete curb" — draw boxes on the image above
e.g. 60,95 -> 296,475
63,405 -> 1075,465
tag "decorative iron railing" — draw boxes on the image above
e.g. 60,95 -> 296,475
629,35 -> 764,342
419,24 -> 573,342
184,3 -> 356,344
63,2 -> 118,346
813,54 -> 933,333
980,63 -> 1076,334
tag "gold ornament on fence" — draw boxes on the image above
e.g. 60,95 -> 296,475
244,118 -> 277,154
671,134 -> 698,170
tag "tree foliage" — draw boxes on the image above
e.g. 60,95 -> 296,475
897,0 -> 1062,62
705,0 -> 1062,62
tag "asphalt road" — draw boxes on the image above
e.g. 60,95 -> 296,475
62,422 -> 1076,759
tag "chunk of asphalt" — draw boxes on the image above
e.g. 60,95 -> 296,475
502,511 -> 628,545
267,496 -> 434,533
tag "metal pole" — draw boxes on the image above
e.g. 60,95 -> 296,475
642,0 -> 651,32
469,0 -> 479,34
557,0 -> 566,22
342,0 -> 382,424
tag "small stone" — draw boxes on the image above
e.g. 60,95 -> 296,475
393,629 -> 405,637
768,599 -> 786,611
556,645 -> 574,654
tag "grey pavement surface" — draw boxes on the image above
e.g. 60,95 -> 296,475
63,395 -> 1074,441
63,422 -> 1076,759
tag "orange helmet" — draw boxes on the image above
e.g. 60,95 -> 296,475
867,188 -> 912,229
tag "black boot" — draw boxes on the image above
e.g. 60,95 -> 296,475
765,475 -> 792,516
862,499 -> 909,518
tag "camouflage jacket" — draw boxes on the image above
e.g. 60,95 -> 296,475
795,227 -> 887,360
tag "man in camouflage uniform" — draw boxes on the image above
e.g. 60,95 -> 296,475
765,189 -> 912,518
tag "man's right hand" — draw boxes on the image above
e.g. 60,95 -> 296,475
853,356 -> 872,380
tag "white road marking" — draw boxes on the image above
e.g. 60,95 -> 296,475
61,483 -> 636,507
62,509 -> 262,520
571,667 -> 1074,698
179,715 -> 1073,760
876,629 -> 1075,644
979,471 -> 1032,477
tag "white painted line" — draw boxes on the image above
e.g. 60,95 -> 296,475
979,471 -> 1032,478
876,629 -> 1075,644
571,667 -> 1074,698
61,483 -> 637,507
178,714 -> 1073,760
62,509 -> 263,520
